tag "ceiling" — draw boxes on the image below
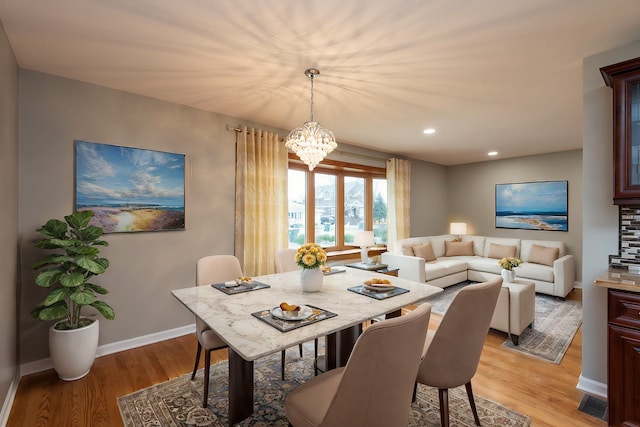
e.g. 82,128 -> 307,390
2,0 -> 640,165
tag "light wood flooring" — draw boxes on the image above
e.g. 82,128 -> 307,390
7,289 -> 606,427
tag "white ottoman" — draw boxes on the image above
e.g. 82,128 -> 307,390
490,279 -> 535,345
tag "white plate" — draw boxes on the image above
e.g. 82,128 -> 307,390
270,305 -> 313,321
363,283 -> 395,292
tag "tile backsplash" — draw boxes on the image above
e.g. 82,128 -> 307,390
610,205 -> 640,269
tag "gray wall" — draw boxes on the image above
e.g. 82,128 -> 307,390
409,160 -> 449,237
446,150 -> 583,282
581,41 -> 640,391
0,19 -> 19,413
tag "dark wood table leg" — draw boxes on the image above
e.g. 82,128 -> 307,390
337,324 -> 363,366
325,333 -> 337,370
228,348 -> 254,426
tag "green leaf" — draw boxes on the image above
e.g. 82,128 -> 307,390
71,289 -> 95,305
32,254 -> 73,270
91,301 -> 115,320
35,270 -> 61,287
43,288 -> 72,306
84,283 -> 109,295
65,211 -> 94,229
73,246 -> 100,257
75,225 -> 103,241
34,303 -> 68,321
59,272 -> 86,288
37,219 -> 68,238
76,257 -> 106,274
35,238 -> 74,250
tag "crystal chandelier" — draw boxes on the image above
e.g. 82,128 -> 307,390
285,68 -> 337,171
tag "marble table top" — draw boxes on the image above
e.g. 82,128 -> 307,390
172,268 -> 442,361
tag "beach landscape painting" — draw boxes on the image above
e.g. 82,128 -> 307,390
75,141 -> 185,233
495,180 -> 568,231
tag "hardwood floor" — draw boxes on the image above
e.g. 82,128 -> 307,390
8,289 -> 606,427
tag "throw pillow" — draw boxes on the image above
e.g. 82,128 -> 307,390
401,244 -> 415,256
528,244 -> 560,266
412,242 -> 436,261
487,243 -> 517,259
444,240 -> 474,256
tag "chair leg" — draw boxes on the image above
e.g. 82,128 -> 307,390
314,338 -> 319,375
411,382 -> 417,403
465,381 -> 481,426
438,388 -> 450,427
191,342 -> 202,380
281,350 -> 286,380
202,349 -> 211,408
298,343 -> 303,357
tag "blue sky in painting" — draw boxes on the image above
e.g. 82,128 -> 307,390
496,181 -> 567,214
75,141 -> 185,208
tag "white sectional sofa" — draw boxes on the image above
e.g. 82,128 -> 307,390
381,234 -> 575,298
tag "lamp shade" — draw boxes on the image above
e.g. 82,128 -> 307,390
450,222 -> 467,235
353,230 -> 375,247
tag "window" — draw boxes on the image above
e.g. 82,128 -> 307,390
287,156 -> 387,251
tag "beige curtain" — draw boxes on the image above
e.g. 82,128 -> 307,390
235,127 -> 288,276
386,158 -> 411,253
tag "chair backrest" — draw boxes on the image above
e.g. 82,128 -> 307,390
417,277 -> 502,389
320,303 -> 432,427
275,248 -> 300,273
194,255 -> 243,338
196,255 -> 243,286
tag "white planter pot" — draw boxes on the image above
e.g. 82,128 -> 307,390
49,318 -> 99,381
300,268 -> 323,292
501,269 -> 516,283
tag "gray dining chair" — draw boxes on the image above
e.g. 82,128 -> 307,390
275,248 -> 320,379
415,277 -> 502,427
285,303 -> 432,427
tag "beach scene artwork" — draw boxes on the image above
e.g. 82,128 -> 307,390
495,181 -> 568,231
75,141 -> 185,233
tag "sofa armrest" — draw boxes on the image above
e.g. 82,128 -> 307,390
380,252 -> 426,282
553,254 -> 575,298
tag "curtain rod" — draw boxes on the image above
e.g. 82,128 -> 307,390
226,124 -> 391,162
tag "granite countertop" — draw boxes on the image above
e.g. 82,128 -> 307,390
594,270 -> 640,293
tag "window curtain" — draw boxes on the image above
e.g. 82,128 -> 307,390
235,127 -> 288,276
386,158 -> 411,253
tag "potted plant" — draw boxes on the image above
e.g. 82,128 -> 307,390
295,243 -> 328,292
498,256 -> 521,283
31,210 -> 115,380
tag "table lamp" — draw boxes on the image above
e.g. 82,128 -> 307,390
353,230 -> 376,264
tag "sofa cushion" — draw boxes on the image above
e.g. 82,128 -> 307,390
521,239 -> 565,261
401,244 -> 415,256
394,236 -> 431,254
444,240 -> 474,256
466,257 -> 503,275
515,262 -> 555,282
482,237 -> 521,258
527,244 -> 560,266
413,242 -> 436,261
461,235 -> 485,256
487,243 -> 517,259
425,257 -> 469,280
429,234 -> 457,258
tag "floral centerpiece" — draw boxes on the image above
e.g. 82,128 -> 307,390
295,243 -> 328,269
498,257 -> 521,271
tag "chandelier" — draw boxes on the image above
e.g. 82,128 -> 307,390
285,68 -> 337,171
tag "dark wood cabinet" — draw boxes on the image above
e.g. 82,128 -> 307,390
601,57 -> 640,204
607,289 -> 640,426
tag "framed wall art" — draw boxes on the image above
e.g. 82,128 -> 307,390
495,180 -> 568,231
75,140 -> 185,233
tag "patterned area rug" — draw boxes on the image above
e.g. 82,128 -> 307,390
426,281 -> 582,364
118,347 -> 530,426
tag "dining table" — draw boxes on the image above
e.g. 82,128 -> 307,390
171,266 -> 443,426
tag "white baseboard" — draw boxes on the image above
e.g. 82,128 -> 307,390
19,324 -> 195,377
0,368 -> 20,427
576,374 -> 607,399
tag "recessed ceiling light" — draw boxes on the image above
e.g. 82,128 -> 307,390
423,128 -> 436,135
488,151 -> 498,156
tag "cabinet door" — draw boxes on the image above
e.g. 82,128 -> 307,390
601,58 -> 640,204
608,324 -> 640,427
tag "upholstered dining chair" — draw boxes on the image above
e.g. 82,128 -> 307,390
275,248 -> 319,379
285,303 -> 432,427
416,278 -> 502,427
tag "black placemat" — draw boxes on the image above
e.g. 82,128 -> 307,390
347,285 -> 409,300
211,281 -> 270,295
252,304 -> 337,332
